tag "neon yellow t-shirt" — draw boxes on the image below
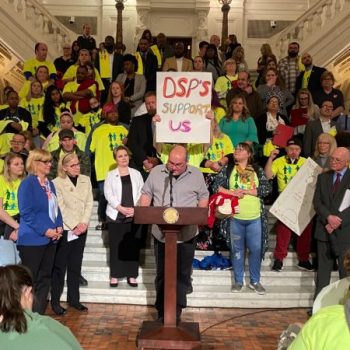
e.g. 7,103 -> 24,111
63,65 -> 105,91
0,159 -> 3,173
214,107 -> 226,124
159,144 -> 204,168
271,156 -> 306,192
0,175 -> 21,216
201,134 -> 234,173
46,130 -> 86,153
20,96 -> 45,128
0,133 -> 12,155
98,51 -> 112,79
302,69 -> 312,89
215,75 -> 238,96
90,124 -> 128,181
229,166 -> 260,220
0,104 -> 8,110
63,81 -> 97,124
23,58 -> 56,78
78,109 -> 102,135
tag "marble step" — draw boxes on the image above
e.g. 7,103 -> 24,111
82,247 -> 300,268
62,281 -> 314,308
80,260 -> 336,287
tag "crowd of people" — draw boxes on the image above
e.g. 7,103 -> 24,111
1,23 -> 350,348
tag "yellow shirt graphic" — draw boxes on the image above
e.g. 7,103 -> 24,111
0,176 -> 21,216
78,109 -> 102,135
20,96 -> 45,128
272,156 -> 306,192
201,135 -> 234,173
90,124 -> 128,181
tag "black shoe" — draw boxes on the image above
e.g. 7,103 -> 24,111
272,259 -> 283,272
95,222 -> 106,230
127,278 -> 138,287
69,302 -> 88,312
79,275 -> 88,286
109,282 -> 118,287
186,284 -> 193,294
52,304 -> 66,316
298,261 -> 315,271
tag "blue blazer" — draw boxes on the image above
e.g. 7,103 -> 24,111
17,175 -> 63,246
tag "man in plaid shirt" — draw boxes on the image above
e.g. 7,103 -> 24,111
278,42 -> 303,95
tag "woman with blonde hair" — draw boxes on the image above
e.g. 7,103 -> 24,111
232,46 -> 248,72
313,133 -> 337,171
104,145 -> 144,287
214,58 -> 238,106
0,153 -> 25,240
291,88 -> 320,135
51,153 -> 93,315
219,94 -> 258,147
106,81 -> 131,125
17,149 -> 63,314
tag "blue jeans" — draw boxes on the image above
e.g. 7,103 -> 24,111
230,217 -> 262,284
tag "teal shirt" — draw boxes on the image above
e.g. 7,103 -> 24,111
0,310 -> 83,350
219,116 -> 258,147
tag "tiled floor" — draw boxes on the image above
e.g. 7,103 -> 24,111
48,303 -> 309,349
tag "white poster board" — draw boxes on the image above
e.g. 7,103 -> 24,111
270,158 -> 322,235
156,72 -> 212,143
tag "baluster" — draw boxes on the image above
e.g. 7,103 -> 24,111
325,1 -> 332,18
43,17 -> 50,35
315,9 -> 323,27
17,0 -> 24,13
307,15 -> 313,33
25,3 -> 33,20
34,10 -> 42,29
334,0 -> 342,11
297,23 -> 304,41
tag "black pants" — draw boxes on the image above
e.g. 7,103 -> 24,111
108,221 -> 141,278
315,240 -> 349,298
18,244 -> 56,314
51,230 -> 87,306
154,236 -> 196,319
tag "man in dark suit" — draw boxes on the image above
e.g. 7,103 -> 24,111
303,100 -> 335,157
135,38 -> 158,92
150,33 -> 174,70
295,52 -> 326,99
127,91 -> 159,178
313,147 -> 350,298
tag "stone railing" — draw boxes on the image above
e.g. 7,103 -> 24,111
271,0 -> 350,60
5,0 -> 75,58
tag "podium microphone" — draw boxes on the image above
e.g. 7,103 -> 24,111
169,170 -> 174,207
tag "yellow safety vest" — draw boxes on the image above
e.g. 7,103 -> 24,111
135,52 -> 144,75
150,45 -> 162,69
99,51 -> 111,79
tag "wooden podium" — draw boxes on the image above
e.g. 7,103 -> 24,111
134,206 -> 208,350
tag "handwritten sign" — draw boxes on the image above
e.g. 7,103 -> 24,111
270,158 -> 322,235
156,72 -> 212,143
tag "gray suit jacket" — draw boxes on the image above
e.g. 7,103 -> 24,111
116,73 -> 146,114
313,168 -> 350,243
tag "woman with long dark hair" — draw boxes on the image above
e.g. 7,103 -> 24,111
0,265 -> 82,349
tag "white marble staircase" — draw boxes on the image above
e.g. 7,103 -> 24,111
62,203 -> 338,308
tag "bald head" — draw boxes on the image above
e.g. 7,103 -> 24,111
167,145 -> 188,176
330,147 -> 350,172
302,52 -> 313,67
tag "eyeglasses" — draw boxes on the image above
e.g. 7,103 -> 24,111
37,160 -> 52,164
318,141 -> 330,145
168,161 -> 185,168
68,163 -> 80,168
330,157 -> 344,163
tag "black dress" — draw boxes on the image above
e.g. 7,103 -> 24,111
107,175 -> 141,279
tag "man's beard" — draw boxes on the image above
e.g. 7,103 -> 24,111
288,51 -> 298,58
147,109 -> 156,116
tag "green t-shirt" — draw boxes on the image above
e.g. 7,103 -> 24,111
0,310 -> 82,350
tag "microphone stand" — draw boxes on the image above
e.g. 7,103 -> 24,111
169,171 -> 173,207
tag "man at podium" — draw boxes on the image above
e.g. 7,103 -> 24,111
139,145 -> 209,322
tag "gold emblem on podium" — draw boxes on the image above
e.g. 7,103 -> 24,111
163,207 -> 179,224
